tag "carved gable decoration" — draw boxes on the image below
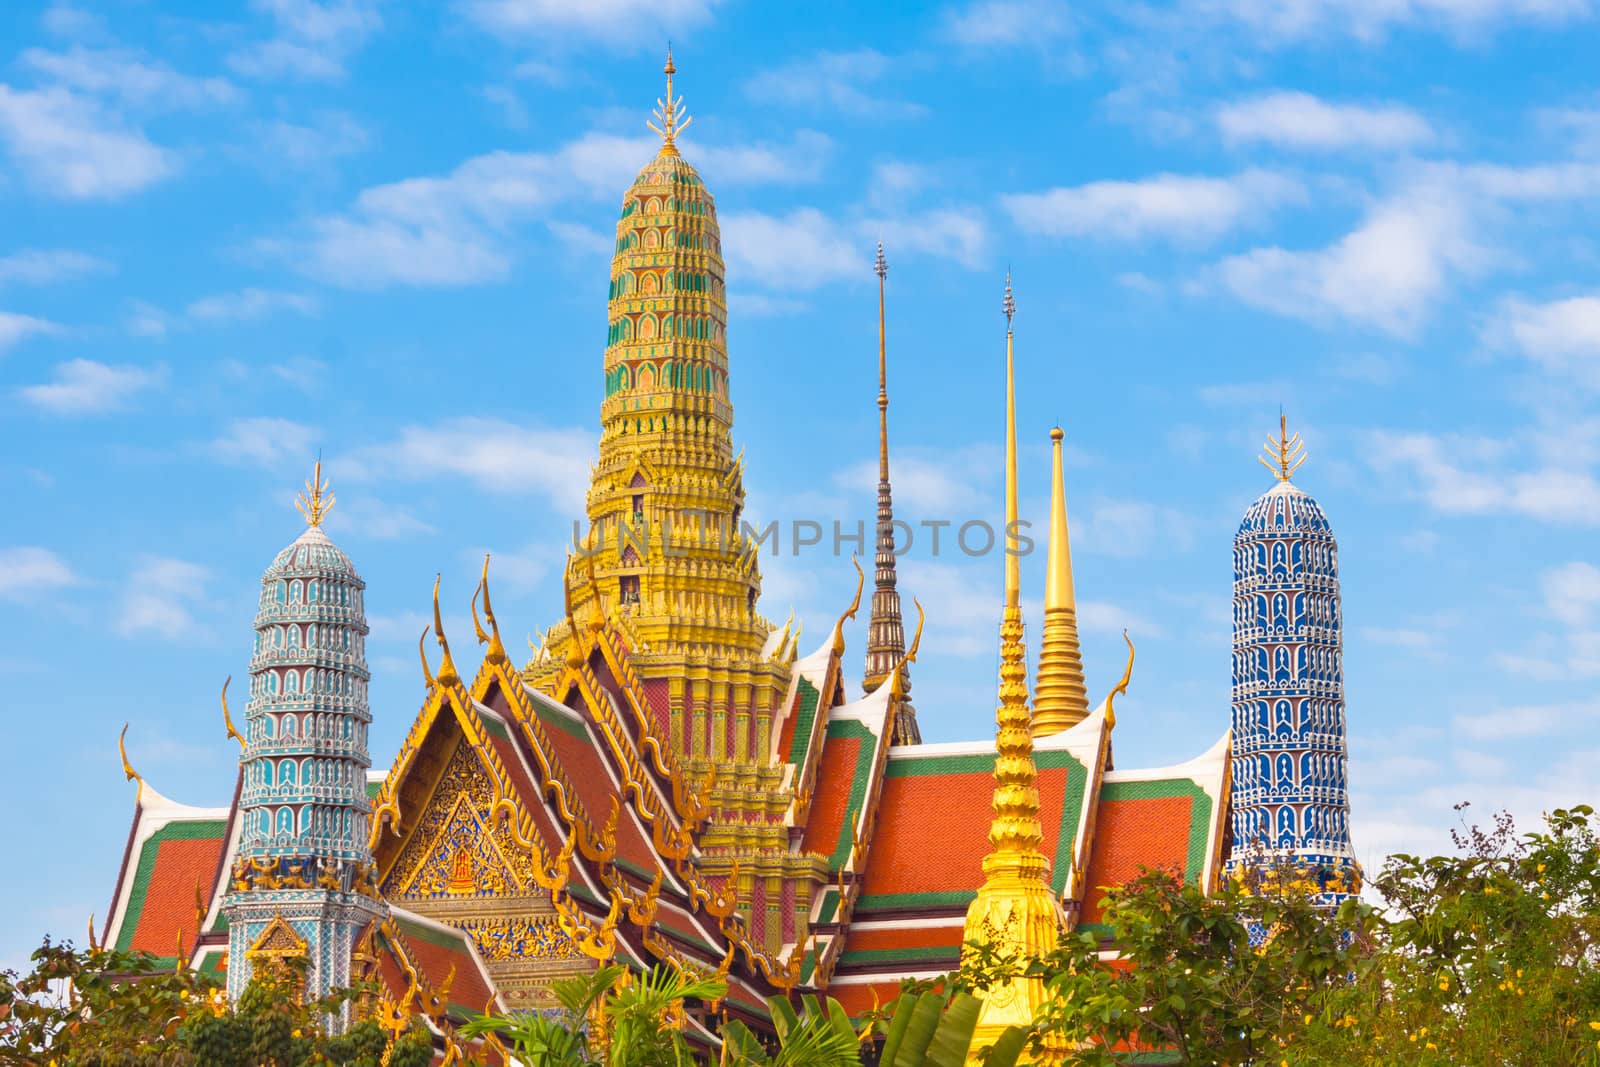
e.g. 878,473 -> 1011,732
382,741 -> 540,902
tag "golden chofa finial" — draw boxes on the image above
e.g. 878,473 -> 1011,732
294,456 -> 335,527
1259,410 -> 1307,482
118,722 -> 144,806
647,47 -> 692,153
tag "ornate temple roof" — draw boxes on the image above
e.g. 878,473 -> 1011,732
1238,478 -> 1332,535
263,524 -> 362,581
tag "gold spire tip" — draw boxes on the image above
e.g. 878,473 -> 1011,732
1050,425 -> 1064,442
647,47 -> 692,149
874,241 -> 888,279
1003,272 -> 1015,327
1258,411 -> 1307,482
294,456 -> 335,527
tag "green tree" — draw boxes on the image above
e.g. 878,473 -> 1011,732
1285,804 -> 1600,1066
0,940 -> 431,1067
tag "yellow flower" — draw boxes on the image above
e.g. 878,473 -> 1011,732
1410,1033 -> 1418,1043
1537,863 -> 1546,873
1438,977 -> 1450,990
1304,1014 -> 1313,1025
1516,969 -> 1523,978
1589,1021 -> 1600,1031
1426,1042 -> 1438,1052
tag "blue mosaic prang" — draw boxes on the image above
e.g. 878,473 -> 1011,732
1224,477 -> 1360,903
222,522 -> 385,1008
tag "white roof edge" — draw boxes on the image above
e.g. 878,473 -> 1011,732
1103,729 -> 1231,787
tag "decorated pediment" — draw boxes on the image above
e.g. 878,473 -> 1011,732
383,740 -> 541,902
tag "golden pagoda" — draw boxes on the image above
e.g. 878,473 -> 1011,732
962,278 -> 1067,1062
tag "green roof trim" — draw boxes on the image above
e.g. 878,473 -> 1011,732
114,818 -> 228,954
822,718 -> 879,870
837,945 -> 959,967
855,889 -> 976,913
785,678 -> 821,767
479,713 -> 511,742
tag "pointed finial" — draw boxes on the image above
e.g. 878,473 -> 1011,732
118,723 -> 144,806
1258,410 -> 1307,482
1003,271 -> 1015,329
221,676 -> 245,751
874,241 -> 888,280
294,455 -> 335,527
432,574 -> 459,685
647,47 -> 692,152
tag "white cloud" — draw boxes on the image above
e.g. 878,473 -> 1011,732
867,161 -> 932,210
1074,497 -> 1196,558
209,416 -> 318,467
1369,430 -> 1600,524
0,546 -> 78,601
326,498 -> 437,540
834,445 -> 996,518
0,311 -> 61,351
462,0 -> 724,42
1195,0 -> 1592,44
694,130 -> 834,185
722,208 -> 863,291
1454,700 -> 1600,740
864,208 -> 989,269
19,359 -> 162,414
21,46 -> 237,108
1001,170 -> 1303,243
252,112 -> 370,168
940,0 -> 1074,47
898,559 -> 1001,657
186,288 -> 319,322
344,417 -> 596,514
1214,186 -> 1484,338
728,292 -> 808,317
745,50 -> 925,120
1542,561 -> 1600,625
0,248 -> 111,286
1078,600 -> 1167,639
117,557 -> 210,639
1358,625 -> 1446,658
229,0 -> 382,82
1491,294 -> 1600,387
272,130 -> 824,288
0,85 -> 174,199
1217,91 -> 1433,151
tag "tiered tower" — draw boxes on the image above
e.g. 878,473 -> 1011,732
528,52 -> 788,763
861,243 -> 921,744
523,54 -> 808,951
1225,417 -> 1359,906
222,463 -> 384,1009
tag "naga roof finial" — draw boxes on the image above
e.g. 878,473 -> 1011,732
220,676 -> 245,751
294,455 -> 335,527
1259,409 -> 1307,482
118,722 -> 144,806
647,46 -> 692,153
432,574 -> 459,686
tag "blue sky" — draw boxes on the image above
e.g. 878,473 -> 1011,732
5,0 -> 1600,970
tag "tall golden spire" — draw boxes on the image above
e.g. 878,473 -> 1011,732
294,457 -> 335,527
1259,410 -> 1306,482
647,47 -> 692,154
863,243 -> 920,743
963,275 -> 1064,1058
1032,426 -> 1090,736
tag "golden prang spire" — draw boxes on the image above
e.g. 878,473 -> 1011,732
294,457 -> 335,527
647,47 -> 692,154
1260,410 -> 1306,482
963,274 -> 1064,1055
1032,426 -> 1090,736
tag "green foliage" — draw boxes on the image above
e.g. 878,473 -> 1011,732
0,941 -> 432,1067
1282,804 -> 1600,1066
720,993 -> 860,1066
874,986 -> 1024,1067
